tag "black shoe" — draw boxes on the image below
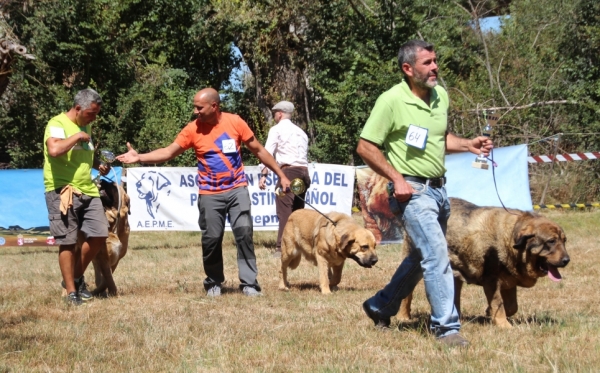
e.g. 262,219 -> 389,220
65,292 -> 83,306
76,276 -> 93,302
61,276 -> 93,302
437,333 -> 469,347
362,300 -> 391,329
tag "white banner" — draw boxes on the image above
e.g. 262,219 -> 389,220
127,164 -> 355,231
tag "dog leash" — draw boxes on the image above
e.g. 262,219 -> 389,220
291,192 -> 338,227
487,149 -> 520,216
277,180 -> 338,226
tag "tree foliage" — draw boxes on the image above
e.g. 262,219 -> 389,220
1,0 -> 599,200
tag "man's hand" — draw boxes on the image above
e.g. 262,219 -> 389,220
258,175 -> 267,190
78,131 -> 91,143
391,178 -> 415,203
279,176 -> 291,194
469,136 -> 494,157
98,163 -> 111,176
116,142 -> 140,164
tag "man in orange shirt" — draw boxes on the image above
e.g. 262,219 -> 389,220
117,88 -> 290,297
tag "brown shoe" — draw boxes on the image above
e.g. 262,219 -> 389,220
437,333 -> 469,347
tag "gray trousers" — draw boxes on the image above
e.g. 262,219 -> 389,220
197,186 -> 260,291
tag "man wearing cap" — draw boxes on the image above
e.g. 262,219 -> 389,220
258,101 -> 310,258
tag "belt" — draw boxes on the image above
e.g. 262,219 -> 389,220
280,164 -> 307,169
403,175 -> 446,188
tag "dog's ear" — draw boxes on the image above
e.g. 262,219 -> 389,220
338,232 -> 355,252
513,233 -> 535,250
512,215 -> 536,250
513,229 -> 544,254
527,240 -> 545,255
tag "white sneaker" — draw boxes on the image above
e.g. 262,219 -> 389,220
206,285 -> 222,297
242,286 -> 263,297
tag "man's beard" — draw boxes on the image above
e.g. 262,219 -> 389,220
413,70 -> 437,89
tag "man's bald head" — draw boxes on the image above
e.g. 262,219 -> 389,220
195,88 -> 220,105
193,88 -> 221,124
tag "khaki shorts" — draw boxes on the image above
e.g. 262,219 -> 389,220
45,188 -> 108,246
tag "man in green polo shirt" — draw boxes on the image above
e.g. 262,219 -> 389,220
357,40 -> 493,347
43,88 -> 110,306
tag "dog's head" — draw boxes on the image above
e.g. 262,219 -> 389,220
512,213 -> 570,282
135,171 -> 172,219
330,214 -> 378,268
136,174 -> 158,203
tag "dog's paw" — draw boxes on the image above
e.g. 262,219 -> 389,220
494,319 -> 513,328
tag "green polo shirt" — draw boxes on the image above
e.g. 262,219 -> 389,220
360,80 -> 448,178
43,113 -> 99,197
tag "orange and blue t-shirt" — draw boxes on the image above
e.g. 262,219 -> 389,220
175,112 -> 254,195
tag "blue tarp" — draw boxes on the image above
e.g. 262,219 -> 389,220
0,167 -> 122,229
445,144 -> 532,210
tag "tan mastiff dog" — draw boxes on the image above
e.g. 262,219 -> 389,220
280,209 -> 378,294
399,197 -> 570,328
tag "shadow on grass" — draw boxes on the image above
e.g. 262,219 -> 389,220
512,313 -> 561,327
0,310 -> 41,329
396,312 -> 431,335
460,313 -> 561,327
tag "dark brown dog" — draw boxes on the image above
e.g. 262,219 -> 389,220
399,197 -> 570,328
76,180 -> 130,296
279,209 -> 378,294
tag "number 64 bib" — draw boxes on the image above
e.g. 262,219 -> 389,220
406,124 -> 428,150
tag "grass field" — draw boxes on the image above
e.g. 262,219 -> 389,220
1,209 -> 599,372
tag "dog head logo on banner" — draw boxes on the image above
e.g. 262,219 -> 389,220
355,167 -> 403,244
135,171 -> 172,218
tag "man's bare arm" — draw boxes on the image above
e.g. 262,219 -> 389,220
446,132 -> 493,155
116,142 -> 185,164
244,136 -> 291,191
356,138 -> 414,202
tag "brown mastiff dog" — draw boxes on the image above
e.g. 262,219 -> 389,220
279,209 -> 378,294
77,180 -> 130,296
399,197 -> 570,328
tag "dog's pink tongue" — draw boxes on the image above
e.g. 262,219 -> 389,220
547,264 -> 562,282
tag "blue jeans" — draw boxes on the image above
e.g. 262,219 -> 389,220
364,181 -> 460,337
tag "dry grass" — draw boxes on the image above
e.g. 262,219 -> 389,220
1,210 -> 600,372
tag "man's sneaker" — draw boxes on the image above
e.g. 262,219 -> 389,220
65,292 -> 83,306
62,276 -> 93,302
362,300 -> 391,329
437,333 -> 469,347
272,249 -> 282,259
242,286 -> 263,297
76,276 -> 93,302
206,284 -> 222,297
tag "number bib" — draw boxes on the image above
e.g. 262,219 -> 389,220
221,139 -> 237,154
406,124 -> 428,150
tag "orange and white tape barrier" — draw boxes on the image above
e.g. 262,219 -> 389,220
528,151 -> 600,164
